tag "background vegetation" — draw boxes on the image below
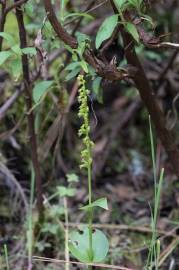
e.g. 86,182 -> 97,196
0,0 -> 179,269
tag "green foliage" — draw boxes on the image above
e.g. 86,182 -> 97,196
92,76 -> 103,103
57,186 -> 76,197
47,173 -> 79,202
41,223 -> 59,235
114,0 -> 144,13
35,241 -> 51,252
0,51 -> 12,65
95,15 -> 118,49
0,31 -> 37,79
80,197 -> 108,211
69,227 -> 109,263
1,1 -> 174,269
0,32 -> 15,46
95,0 -> 152,45
33,80 -> 54,104
125,22 -> 139,42
66,173 -> 79,183
65,32 -> 90,79
145,116 -> 165,270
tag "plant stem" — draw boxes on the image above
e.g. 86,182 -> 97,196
146,117 -> 164,270
88,163 -> 93,265
27,164 -> 35,270
4,244 -> 9,270
64,197 -> 70,270
77,75 -> 94,268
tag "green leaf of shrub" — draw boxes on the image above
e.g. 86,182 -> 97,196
57,186 -> 76,197
65,67 -> 81,81
80,60 -> 88,73
0,51 -> 12,65
95,15 -> 118,49
65,62 -> 81,71
66,173 -> 79,183
33,80 -> 54,103
69,228 -> 109,263
11,59 -> 22,79
76,32 -> 90,44
92,77 -> 103,103
80,197 -> 108,211
11,44 -> 22,55
21,47 -> 37,55
114,0 -> 127,10
125,22 -> 139,43
0,32 -> 15,46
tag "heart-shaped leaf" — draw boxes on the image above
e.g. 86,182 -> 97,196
69,227 -> 109,263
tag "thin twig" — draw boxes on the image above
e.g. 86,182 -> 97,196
33,256 -> 134,270
157,49 -> 178,88
64,222 -> 177,237
148,42 -> 179,49
0,88 -> 23,121
64,0 -> 108,27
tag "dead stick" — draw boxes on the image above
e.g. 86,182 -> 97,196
15,0 -> 43,217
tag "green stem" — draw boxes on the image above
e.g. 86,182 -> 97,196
4,244 -> 9,270
64,197 -> 70,270
88,162 -> 93,267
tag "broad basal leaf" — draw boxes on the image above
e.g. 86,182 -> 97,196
69,227 -> 109,263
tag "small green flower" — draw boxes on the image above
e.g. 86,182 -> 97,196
77,75 -> 93,169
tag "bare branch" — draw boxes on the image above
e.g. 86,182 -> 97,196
44,0 -> 131,81
15,0 -> 43,216
0,0 -> 6,50
33,256 -> 134,270
148,42 -> 179,49
0,88 -> 23,121
5,0 -> 29,15
44,0 -> 77,48
121,29 -> 179,178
